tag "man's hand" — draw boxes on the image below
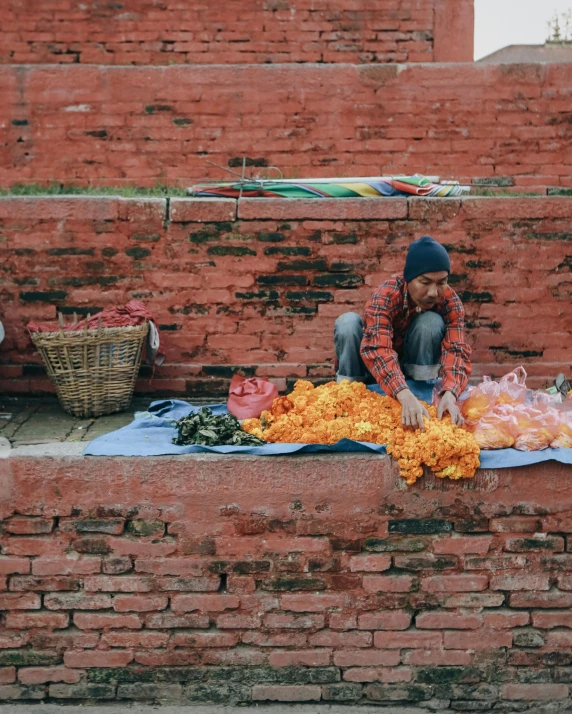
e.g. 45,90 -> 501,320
397,389 -> 430,431
438,390 -> 464,426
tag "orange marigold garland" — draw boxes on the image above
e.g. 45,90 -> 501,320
241,380 -> 480,486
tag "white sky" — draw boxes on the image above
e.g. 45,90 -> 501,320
475,0 -> 572,59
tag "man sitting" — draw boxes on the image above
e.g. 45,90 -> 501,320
334,235 -> 471,430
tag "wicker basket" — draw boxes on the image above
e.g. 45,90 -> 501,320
30,318 -> 149,418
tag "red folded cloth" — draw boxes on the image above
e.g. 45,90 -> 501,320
227,375 -> 279,419
28,300 -> 154,333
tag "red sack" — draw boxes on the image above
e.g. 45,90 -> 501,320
227,375 -> 278,419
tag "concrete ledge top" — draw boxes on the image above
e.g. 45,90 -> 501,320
6,440 -> 390,462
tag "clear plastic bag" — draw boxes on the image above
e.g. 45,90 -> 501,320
497,366 -> 529,406
461,378 -> 500,425
471,406 -> 517,450
551,411 -> 572,449
513,403 -> 560,452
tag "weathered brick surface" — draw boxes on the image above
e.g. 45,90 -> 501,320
0,0 -> 471,66
0,195 -> 570,394
0,64 -> 570,188
3,415 -> 572,707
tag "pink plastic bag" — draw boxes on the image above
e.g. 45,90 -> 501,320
227,375 -> 279,420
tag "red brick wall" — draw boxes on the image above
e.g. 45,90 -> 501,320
0,0 -> 473,66
1,63 -> 569,190
0,196 -> 569,395
1,453 -> 572,704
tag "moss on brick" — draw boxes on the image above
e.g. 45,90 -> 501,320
264,246 -> 311,256
526,232 -> 572,241
393,555 -> 457,570
465,319 -> 501,331
442,242 -> 477,255
233,561 -> 272,574
513,629 -> 545,647
285,290 -> 333,302
433,683 -> 498,700
388,519 -> 453,535
416,667 -> 481,684
329,261 -> 356,272
126,519 -> 165,537
69,519 -> 124,534
257,275 -> 307,286
282,306 -> 318,314
185,682 -> 251,703
20,291 -> 67,302
206,666 -> 339,685
456,291 -> 493,303
189,231 -> 217,244
257,232 -> 286,242
322,683 -> 362,701
365,683 -> 429,701
278,259 -> 328,271
145,105 -> 173,113
71,536 -> 112,554
454,516 -> 490,533
126,247 -> 151,259
312,274 -> 363,287
131,233 -> 161,242
0,650 -> 61,666
48,247 -> 96,256
228,157 -> 268,168
466,260 -> 494,269
235,290 -> 279,301
89,667 -> 205,684
102,557 -> 133,574
61,276 -> 120,287
50,683 -> 117,699
547,188 -> 572,196
207,246 -> 256,256
363,536 -> 426,552
513,537 -> 561,551
261,577 -> 326,591
332,232 -> 357,244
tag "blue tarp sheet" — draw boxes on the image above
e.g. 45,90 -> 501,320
84,382 -> 572,468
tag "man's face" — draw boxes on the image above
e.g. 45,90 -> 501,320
407,271 -> 449,310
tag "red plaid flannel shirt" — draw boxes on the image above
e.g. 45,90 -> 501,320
360,274 -> 472,399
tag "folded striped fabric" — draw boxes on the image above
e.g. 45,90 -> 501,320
188,174 -> 469,199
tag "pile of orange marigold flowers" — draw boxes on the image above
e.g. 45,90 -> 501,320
241,380 -> 480,486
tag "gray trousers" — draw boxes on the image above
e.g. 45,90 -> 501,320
334,311 -> 446,383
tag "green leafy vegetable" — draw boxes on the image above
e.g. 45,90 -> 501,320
173,407 -> 266,446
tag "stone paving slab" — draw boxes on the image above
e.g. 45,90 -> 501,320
0,706 -> 440,714
0,395 -> 216,447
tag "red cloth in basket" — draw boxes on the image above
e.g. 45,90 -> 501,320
28,300 -> 153,333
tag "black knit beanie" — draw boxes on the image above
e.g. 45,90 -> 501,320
403,235 -> 450,283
